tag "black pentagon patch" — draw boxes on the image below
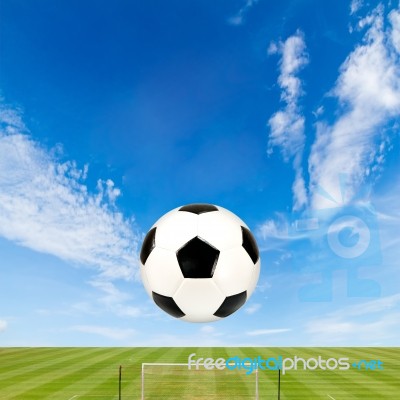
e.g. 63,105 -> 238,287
177,236 -> 220,278
241,226 -> 259,264
152,292 -> 185,318
214,291 -> 247,318
140,227 -> 157,265
179,203 -> 218,214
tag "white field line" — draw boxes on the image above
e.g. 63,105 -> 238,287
67,396 -> 78,400
327,395 -> 336,400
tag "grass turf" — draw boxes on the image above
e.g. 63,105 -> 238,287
0,347 -> 399,399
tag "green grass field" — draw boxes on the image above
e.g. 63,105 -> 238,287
0,347 -> 399,399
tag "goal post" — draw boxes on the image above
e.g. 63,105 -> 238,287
141,362 -> 259,400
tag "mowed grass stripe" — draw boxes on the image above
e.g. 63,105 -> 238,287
1,348 -> 128,399
0,348 -> 85,373
230,347 -> 257,399
334,347 -> 400,396
214,348 -> 256,400
341,347 -> 400,374
273,348 -> 341,399
47,348 -> 155,399
281,348 -> 382,399
259,347 -> 400,399
0,348 -> 106,395
322,347 -> 400,389
166,347 -> 197,399
141,347 -> 194,399
240,347 -> 279,398
212,347 -> 236,399
54,348 -> 170,398
0,347 -> 106,385
44,347 -> 150,399
120,346 -> 176,398
0,348 -> 115,399
1,347 -> 399,399
212,347 -> 229,399
251,347 -> 323,399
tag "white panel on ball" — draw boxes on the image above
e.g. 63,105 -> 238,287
140,267 -> 152,297
247,259 -> 261,297
173,279 -> 225,322
216,206 -> 249,229
155,210 -> 198,251
180,313 -> 221,323
198,211 -> 242,251
144,247 -> 184,296
213,247 -> 254,296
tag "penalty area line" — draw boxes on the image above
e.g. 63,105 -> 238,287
327,395 -> 336,400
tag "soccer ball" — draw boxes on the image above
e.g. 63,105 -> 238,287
140,203 -> 260,323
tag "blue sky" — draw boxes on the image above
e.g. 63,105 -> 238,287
0,0 -> 399,346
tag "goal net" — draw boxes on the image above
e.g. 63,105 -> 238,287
141,362 -> 259,400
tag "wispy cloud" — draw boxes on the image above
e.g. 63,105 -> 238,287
334,293 -> 400,318
268,30 -> 309,210
244,303 -> 261,315
199,325 -> 224,337
0,102 -> 141,281
246,328 -> 291,336
71,325 -> 136,340
200,325 -> 216,334
266,4 -> 400,213
89,280 -> 144,318
256,213 -> 289,241
307,312 -> 400,345
309,4 -> 400,209
350,0 -> 364,15
228,0 -> 258,26
374,178 -> 400,252
389,7 -> 400,53
0,319 -> 8,332
306,294 -> 400,345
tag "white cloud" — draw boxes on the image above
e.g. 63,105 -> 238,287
246,328 -> 291,336
71,325 -> 136,340
306,294 -> 400,345
268,109 -> 305,162
350,0 -> 364,15
255,279 -> 272,292
256,212 -> 307,243
334,293 -> 400,318
228,0 -> 258,26
278,32 -> 309,102
90,280 -> 131,305
374,177 -> 400,253
309,4 -> 400,209
273,251 -> 292,266
0,319 -> 8,332
256,216 -> 288,240
0,103 -> 141,281
89,280 -> 144,318
307,312 -> 400,345
312,106 -> 324,118
389,8 -> 400,53
268,31 -> 309,210
200,325 -> 216,334
255,214 -> 299,252
0,101 -> 26,133
244,303 -> 261,314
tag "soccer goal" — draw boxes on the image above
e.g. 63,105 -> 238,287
141,362 -> 259,400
